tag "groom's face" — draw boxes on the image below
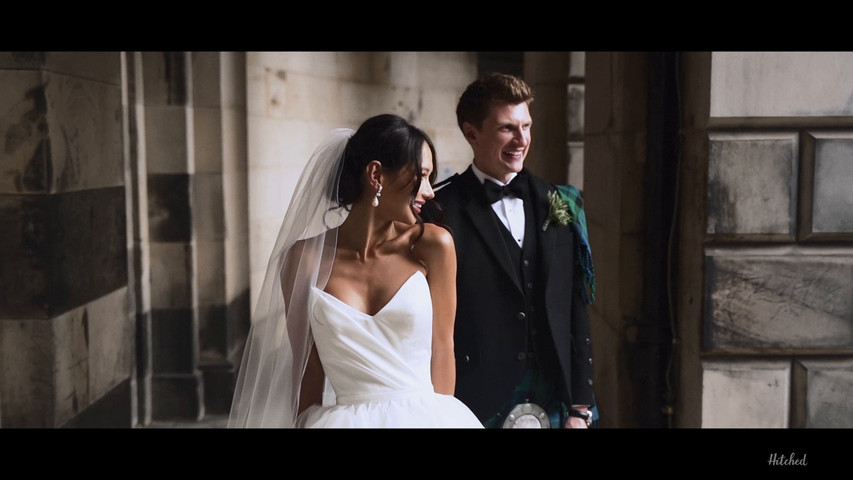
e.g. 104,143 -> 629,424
465,101 -> 532,184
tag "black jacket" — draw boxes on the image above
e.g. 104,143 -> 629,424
426,166 -> 595,421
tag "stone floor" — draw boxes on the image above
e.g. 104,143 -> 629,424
145,414 -> 228,428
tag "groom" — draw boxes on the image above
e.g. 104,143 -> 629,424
426,72 -> 596,428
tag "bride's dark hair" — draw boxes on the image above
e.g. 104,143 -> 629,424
336,114 -> 438,207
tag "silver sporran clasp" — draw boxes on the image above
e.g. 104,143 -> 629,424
501,402 -> 550,428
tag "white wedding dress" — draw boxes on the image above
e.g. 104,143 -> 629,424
297,271 -> 483,428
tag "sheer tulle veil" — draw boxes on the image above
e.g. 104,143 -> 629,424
228,128 -> 353,427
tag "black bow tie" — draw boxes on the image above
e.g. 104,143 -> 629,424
482,175 -> 528,204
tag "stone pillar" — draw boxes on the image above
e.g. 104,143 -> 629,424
584,52 -> 651,427
0,52 -> 134,427
136,52 -> 249,422
141,52 -> 204,421
124,51 -> 152,426
190,52 -> 249,416
567,52 -> 586,189
524,52 -> 571,185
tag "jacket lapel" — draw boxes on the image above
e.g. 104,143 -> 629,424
527,171 -> 558,286
459,168 -> 523,293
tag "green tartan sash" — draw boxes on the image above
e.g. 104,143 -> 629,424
554,184 -> 596,305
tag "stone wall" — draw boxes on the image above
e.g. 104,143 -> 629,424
685,52 -> 853,428
0,52 -> 133,427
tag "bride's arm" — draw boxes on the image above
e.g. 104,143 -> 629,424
298,345 -> 324,415
412,223 -> 458,395
281,240 -> 325,417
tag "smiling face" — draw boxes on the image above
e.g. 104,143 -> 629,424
465,101 -> 532,183
379,141 -> 435,222
411,142 -> 435,217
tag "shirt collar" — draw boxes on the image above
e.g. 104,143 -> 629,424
471,162 -> 517,187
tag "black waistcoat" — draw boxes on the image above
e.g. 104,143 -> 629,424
492,200 -> 560,381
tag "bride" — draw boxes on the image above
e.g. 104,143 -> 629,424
228,114 -> 482,428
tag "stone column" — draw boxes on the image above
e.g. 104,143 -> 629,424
584,52 -> 651,427
0,52 -> 134,427
136,52 -> 249,422
190,52 -> 249,416
524,52 -> 571,185
141,52 -> 204,421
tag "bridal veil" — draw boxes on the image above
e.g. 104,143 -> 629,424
227,128 -> 353,427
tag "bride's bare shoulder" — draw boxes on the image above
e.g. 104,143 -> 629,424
418,222 -> 454,249
411,223 -> 455,265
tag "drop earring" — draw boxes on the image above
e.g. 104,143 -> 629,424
372,184 -> 383,207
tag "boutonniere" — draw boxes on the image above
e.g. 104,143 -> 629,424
542,190 -> 572,231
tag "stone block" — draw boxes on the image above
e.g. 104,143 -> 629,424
707,132 -> 798,237
526,52 -> 570,83
339,82 -> 378,125
418,88 -> 463,131
44,71 -> 124,192
416,52 -> 477,88
809,132 -> 853,234
147,173 -> 191,242
52,302 -> 94,426
85,288 -> 133,399
193,106 -> 224,173
385,85 -> 425,124
141,52 -> 188,107
53,288 -> 132,426
201,364 -> 235,415
226,289 -> 251,357
794,359 -> 853,428
569,52 -> 586,79
568,141 -> 584,188
0,69 -> 123,194
251,52 -> 372,81
0,288 -> 131,427
148,242 -> 193,310
248,167 -> 295,230
221,107 -> 247,175
0,52 -> 45,69
705,251 -> 853,350
245,63 -> 268,118
61,379 -> 133,427
150,373 -> 203,421
151,308 -> 195,374
0,69 -> 52,194
220,52 -> 246,109
711,52 -> 853,118
144,105 -> 190,174
193,172 -> 224,241
585,52 -> 646,135
191,52 -> 222,108
198,304 -> 227,362
273,70 -> 342,121
225,234 -> 250,302
701,359 -> 790,428
429,126 -> 470,179
0,317 -> 54,427
196,239 -> 225,306
568,83 -> 585,137
0,188 -> 127,318
223,170 -> 248,241
0,52 -> 120,84
583,132 -> 643,232
387,52 -> 419,88
43,52 -> 121,85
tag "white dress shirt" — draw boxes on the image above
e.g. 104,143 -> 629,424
471,163 -> 526,248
